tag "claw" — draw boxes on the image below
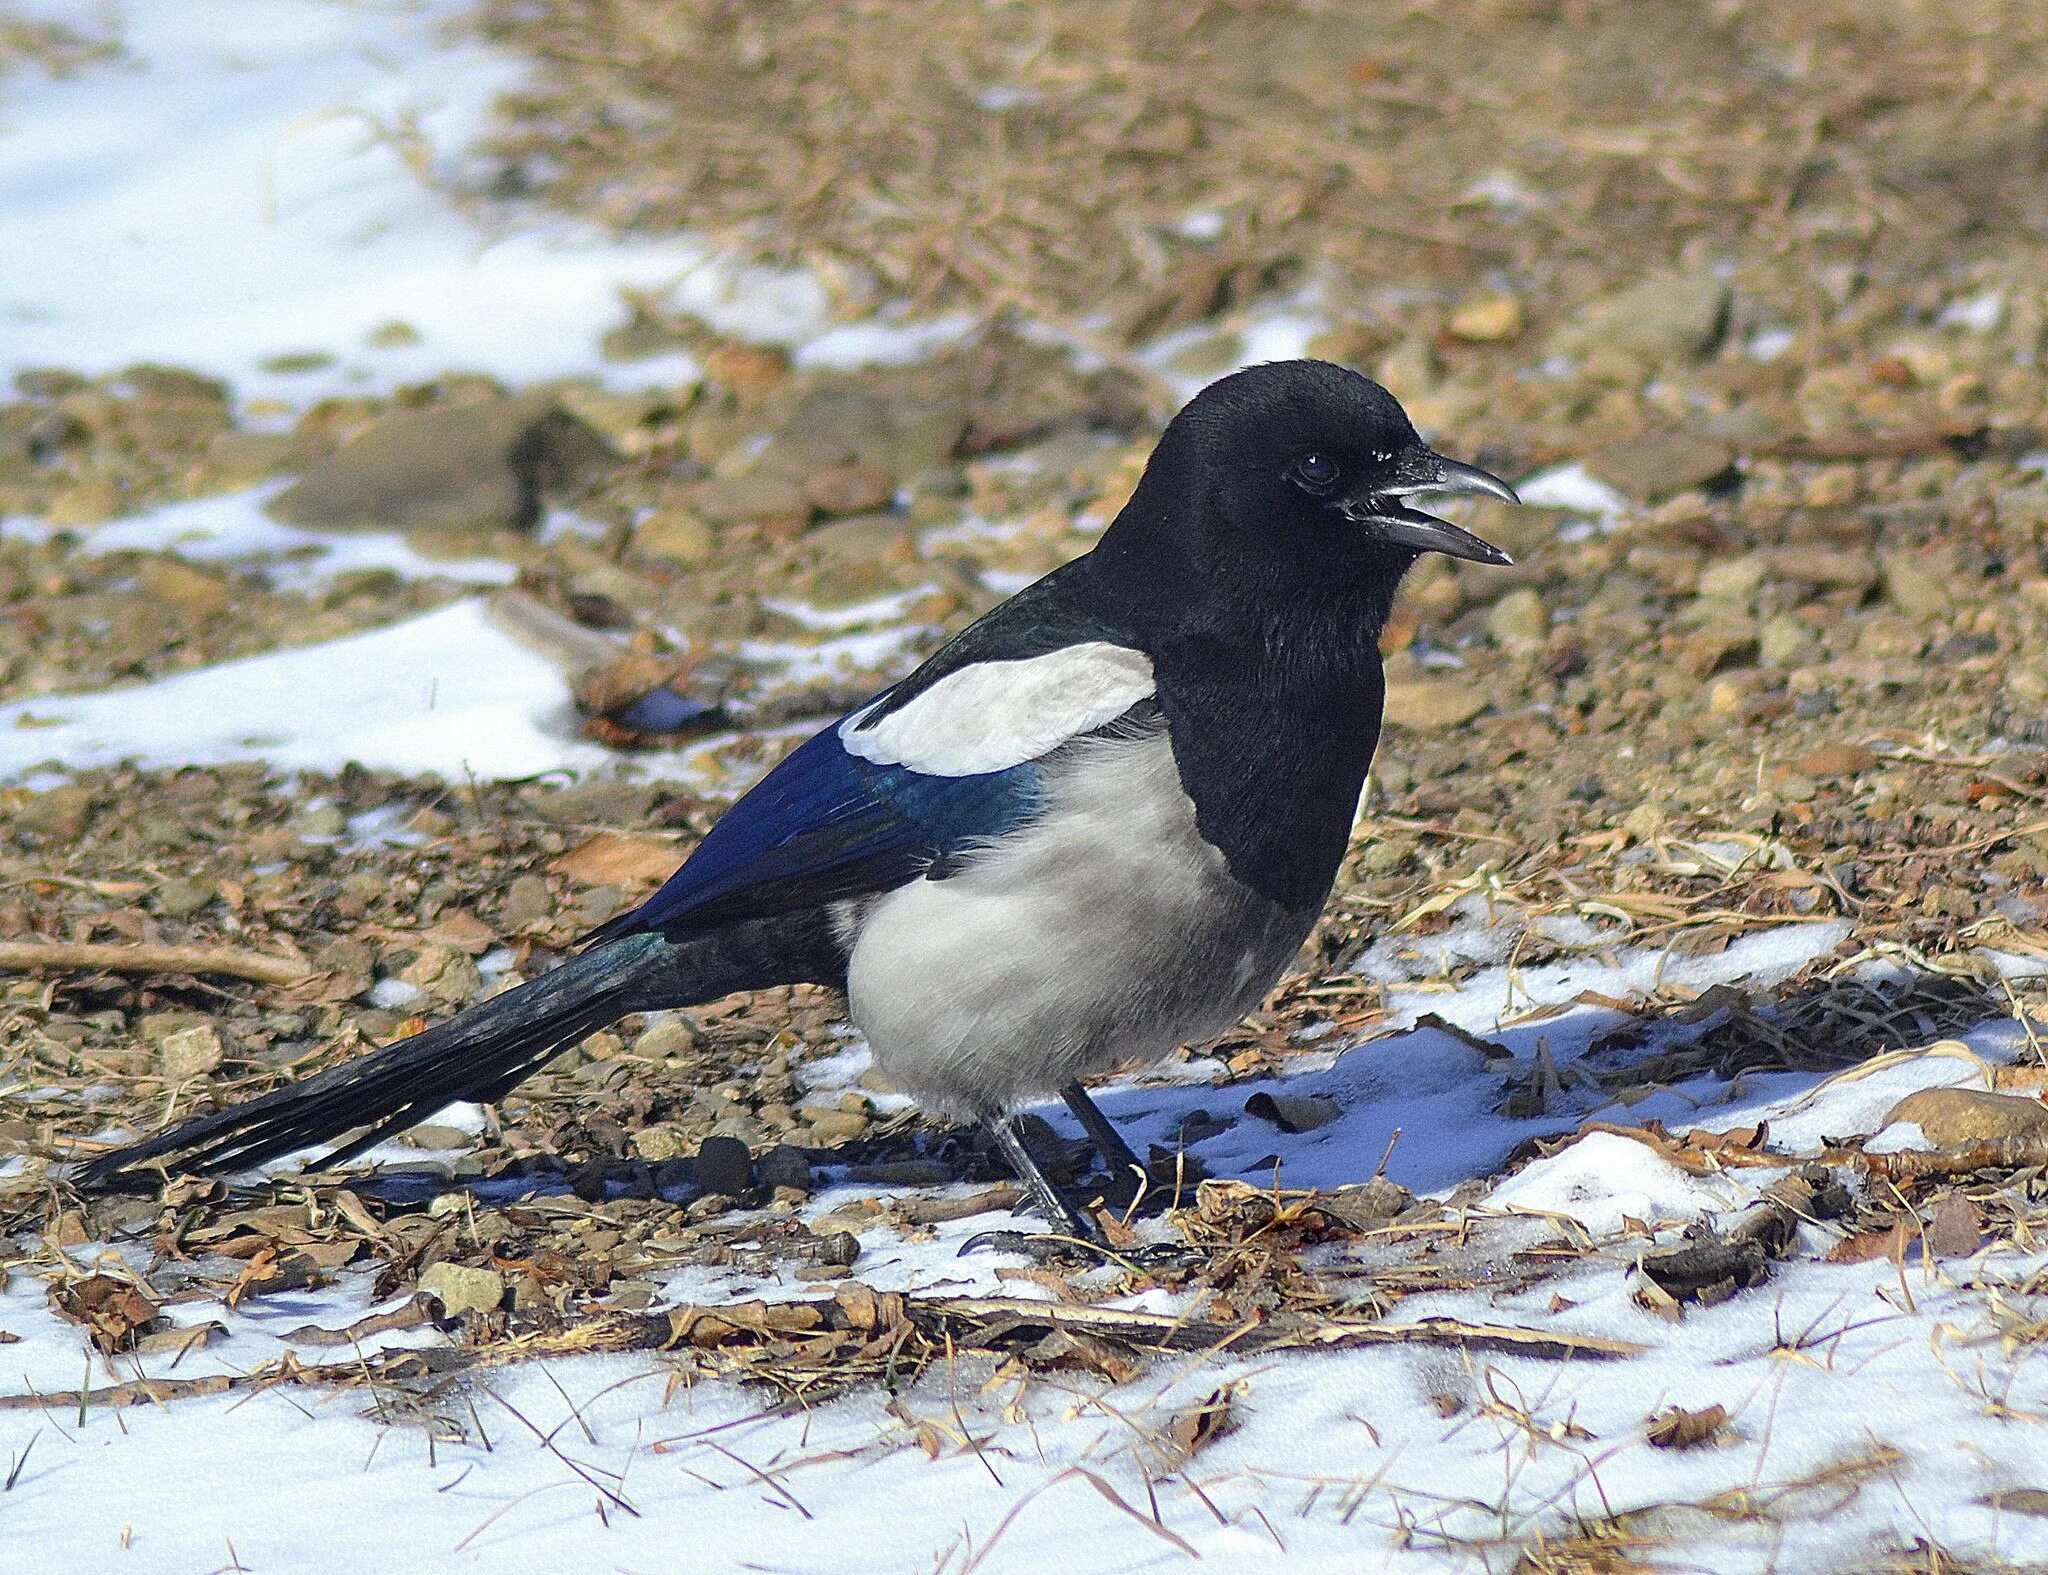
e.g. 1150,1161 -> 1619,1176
958,1228 -> 1097,1263
957,1228 -> 1205,1272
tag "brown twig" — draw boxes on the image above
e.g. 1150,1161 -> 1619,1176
0,941 -> 312,988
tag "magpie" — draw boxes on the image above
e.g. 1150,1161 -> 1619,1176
76,359 -> 1518,1237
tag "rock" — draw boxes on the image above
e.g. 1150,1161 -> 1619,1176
805,1110 -> 871,1145
138,1010 -> 213,1043
1243,1090 -> 1342,1133
133,557 -> 229,615
635,1017 -> 700,1061
1883,1087 -> 2048,1145
44,478 -> 124,527
756,1144 -> 814,1194
578,885 -> 624,928
631,1125 -> 693,1162
203,430 -> 316,487
690,466 -> 812,527
694,1134 -> 755,1197
1706,673 -> 1760,715
1697,555 -> 1767,602
527,779 -> 662,825
292,803 -> 346,839
549,833 -> 685,889
159,1025 -> 224,1080
15,785 -> 94,840
1486,587 -> 1547,646
123,393 -> 229,453
703,342 -> 792,399
1767,547 -> 1876,591
1853,614 -> 1926,660
499,873 -> 554,932
780,514 -> 918,606
269,393 -> 616,533
1622,802 -> 1667,842
552,386 -> 667,450
1796,743 -> 1876,777
1382,678 -> 1486,732
803,460 -> 896,517
1548,269 -> 1731,369
416,1263 -> 506,1319
152,877 -> 214,918
1305,323 -> 1392,367
1582,432 -> 1734,504
1879,552 -> 1952,620
1758,615 -> 1813,666
1447,291 -> 1525,343
1801,466 -> 1861,507
633,508 -> 716,565
421,911 -> 496,957
2007,667 -> 2048,707
400,945 -> 481,1006
1679,627 -> 1757,678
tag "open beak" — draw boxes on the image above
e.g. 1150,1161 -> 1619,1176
1340,451 -> 1519,567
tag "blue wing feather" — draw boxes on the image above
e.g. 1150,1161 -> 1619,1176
587,720 -> 1042,941
589,562 -> 1144,944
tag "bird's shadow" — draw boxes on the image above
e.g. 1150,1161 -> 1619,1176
339,947 -> 2016,1214
1027,956 -> 2012,1202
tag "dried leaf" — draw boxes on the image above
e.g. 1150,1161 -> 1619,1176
1647,1402 -> 1729,1449
1827,1223 -> 1909,1264
50,1274 -> 160,1354
1926,1191 -> 1983,1258
1243,1090 -> 1342,1133
1630,1266 -> 1686,1323
549,833 -> 685,888
1150,1386 -> 1236,1473
1022,1328 -> 1142,1383
134,1321 -> 226,1357
420,911 -> 497,955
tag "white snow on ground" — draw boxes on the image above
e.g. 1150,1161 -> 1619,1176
0,598 -> 618,780
1516,462 -> 1632,523
0,592 -> 930,784
0,0 -> 953,402
3,482 -> 517,591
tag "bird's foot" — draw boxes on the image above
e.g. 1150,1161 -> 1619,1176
958,1227 -> 1098,1264
957,1222 -> 1205,1272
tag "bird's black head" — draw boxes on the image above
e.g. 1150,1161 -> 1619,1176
1151,359 -> 1518,574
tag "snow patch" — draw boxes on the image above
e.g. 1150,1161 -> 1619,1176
4,483 -> 517,591
1516,461 -> 1631,522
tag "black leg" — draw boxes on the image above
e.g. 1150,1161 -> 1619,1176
1060,1081 -> 1144,1180
983,1115 -> 1101,1242
966,1112 -> 1204,1270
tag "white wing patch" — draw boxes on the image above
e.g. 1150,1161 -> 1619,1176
840,642 -> 1156,776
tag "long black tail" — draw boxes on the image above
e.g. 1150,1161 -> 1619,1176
75,933 -> 675,1191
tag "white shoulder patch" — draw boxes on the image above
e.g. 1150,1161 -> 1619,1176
840,642 -> 1156,776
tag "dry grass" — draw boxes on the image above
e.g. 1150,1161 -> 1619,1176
0,7 -> 118,84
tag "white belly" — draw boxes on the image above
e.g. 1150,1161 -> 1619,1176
841,728 -> 1314,1118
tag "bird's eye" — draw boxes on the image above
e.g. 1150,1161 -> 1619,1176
1293,452 -> 1339,491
